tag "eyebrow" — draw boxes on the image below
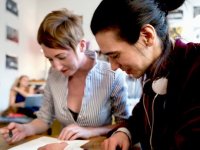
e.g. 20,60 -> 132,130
103,51 -> 117,56
45,53 -> 66,59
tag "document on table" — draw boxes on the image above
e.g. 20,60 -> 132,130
8,136 -> 89,150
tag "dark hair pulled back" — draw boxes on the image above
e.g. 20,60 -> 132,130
91,0 -> 185,78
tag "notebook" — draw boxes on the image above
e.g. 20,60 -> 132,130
24,94 -> 43,108
8,136 -> 89,150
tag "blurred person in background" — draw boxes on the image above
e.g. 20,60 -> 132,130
9,75 -> 35,109
4,75 -> 37,118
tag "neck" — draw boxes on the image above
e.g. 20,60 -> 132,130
73,56 -> 95,78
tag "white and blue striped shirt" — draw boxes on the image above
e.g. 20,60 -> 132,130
36,51 -> 129,128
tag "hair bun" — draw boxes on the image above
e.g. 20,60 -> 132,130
156,0 -> 185,11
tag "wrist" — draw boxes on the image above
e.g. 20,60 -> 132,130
23,124 -> 35,137
113,127 -> 131,142
85,127 -> 94,138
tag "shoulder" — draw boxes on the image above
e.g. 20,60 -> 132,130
175,39 -> 200,54
173,39 -> 200,62
171,39 -> 200,80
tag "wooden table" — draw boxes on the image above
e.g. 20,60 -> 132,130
0,134 -> 106,150
0,121 -> 106,150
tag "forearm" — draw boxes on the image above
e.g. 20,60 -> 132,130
9,91 -> 16,106
11,102 -> 25,108
24,118 -> 49,136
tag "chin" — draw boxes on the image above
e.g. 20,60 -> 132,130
127,74 -> 134,78
126,70 -> 134,76
68,70 -> 78,76
62,71 -> 73,76
127,71 -> 142,79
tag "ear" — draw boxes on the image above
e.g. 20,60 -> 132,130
79,40 -> 87,52
140,24 -> 156,47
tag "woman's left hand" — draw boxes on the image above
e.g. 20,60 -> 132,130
37,142 -> 68,150
58,124 -> 92,140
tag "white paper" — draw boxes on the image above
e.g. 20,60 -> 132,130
8,136 -> 89,150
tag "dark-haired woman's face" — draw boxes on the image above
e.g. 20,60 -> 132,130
95,30 -> 155,78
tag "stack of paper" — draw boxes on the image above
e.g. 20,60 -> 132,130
8,136 -> 89,150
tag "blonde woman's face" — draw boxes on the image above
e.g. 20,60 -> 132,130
42,44 -> 81,76
20,76 -> 29,87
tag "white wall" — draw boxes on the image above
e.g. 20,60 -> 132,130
0,0 -> 46,112
168,0 -> 200,42
0,0 -> 102,113
35,0 -> 101,42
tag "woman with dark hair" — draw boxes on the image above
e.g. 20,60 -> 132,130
90,0 -> 200,149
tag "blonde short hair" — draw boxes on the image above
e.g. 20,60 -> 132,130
37,8 -> 84,52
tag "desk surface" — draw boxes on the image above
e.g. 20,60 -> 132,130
0,134 -> 106,150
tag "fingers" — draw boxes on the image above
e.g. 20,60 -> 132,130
9,132 -> 22,143
101,132 -> 130,150
0,122 -> 16,134
101,139 -> 118,150
1,129 -> 12,143
59,129 -> 78,140
0,128 -> 17,144
69,132 -> 80,140
101,139 -> 109,150
59,124 -> 82,140
0,127 -> 7,135
3,129 -> 23,144
58,128 -> 86,140
0,123 -> 15,143
8,122 -> 16,129
0,122 -> 25,144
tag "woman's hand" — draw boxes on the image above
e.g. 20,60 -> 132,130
58,124 -> 92,140
101,132 -> 130,150
0,122 -> 28,144
38,142 -> 68,150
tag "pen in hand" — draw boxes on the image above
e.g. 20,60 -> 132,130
9,129 -> 13,138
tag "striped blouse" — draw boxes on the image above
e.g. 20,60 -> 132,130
36,51 -> 129,127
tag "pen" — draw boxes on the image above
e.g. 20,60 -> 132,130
9,129 -> 13,138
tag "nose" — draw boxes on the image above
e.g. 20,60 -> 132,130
51,60 -> 63,71
109,58 -> 120,71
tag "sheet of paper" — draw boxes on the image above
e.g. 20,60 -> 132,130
8,136 -> 89,150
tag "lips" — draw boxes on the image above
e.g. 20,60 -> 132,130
61,69 -> 68,73
120,66 -> 128,72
